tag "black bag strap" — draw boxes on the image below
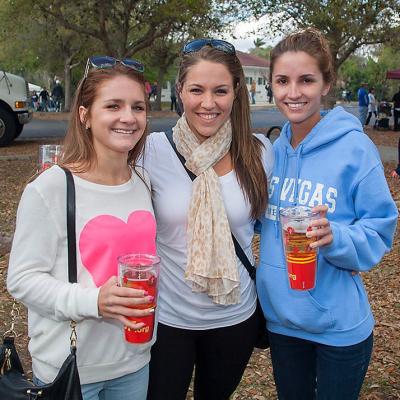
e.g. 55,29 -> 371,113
61,168 -> 77,283
164,129 -> 257,280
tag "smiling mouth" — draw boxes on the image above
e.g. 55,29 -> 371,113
196,113 -> 220,121
285,102 -> 307,110
111,128 -> 137,134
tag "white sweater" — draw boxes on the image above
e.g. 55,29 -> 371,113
7,166 -> 156,384
143,132 -> 274,329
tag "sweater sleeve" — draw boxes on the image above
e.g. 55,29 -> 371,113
7,184 -> 100,322
319,164 -> 398,271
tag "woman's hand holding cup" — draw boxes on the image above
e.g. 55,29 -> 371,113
98,276 -> 154,330
307,205 -> 333,249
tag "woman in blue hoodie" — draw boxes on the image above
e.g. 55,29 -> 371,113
257,28 -> 398,400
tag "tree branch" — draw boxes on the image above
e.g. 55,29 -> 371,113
37,3 -> 101,40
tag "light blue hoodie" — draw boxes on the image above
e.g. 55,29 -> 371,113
257,106 -> 398,346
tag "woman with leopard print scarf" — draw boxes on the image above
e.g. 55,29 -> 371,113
143,39 -> 274,400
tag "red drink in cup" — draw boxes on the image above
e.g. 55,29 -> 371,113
38,144 -> 62,172
280,206 -> 319,290
118,254 -> 160,343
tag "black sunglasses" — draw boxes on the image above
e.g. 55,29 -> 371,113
182,39 -> 236,55
83,56 -> 145,78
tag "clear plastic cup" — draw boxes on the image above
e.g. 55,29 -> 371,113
38,144 -> 62,172
280,206 -> 319,290
118,254 -> 160,343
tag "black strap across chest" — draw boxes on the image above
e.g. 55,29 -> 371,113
164,129 -> 257,280
62,167 -> 78,283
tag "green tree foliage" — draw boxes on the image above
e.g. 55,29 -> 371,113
1,0 -> 243,110
339,46 -> 400,101
251,0 -> 400,71
138,5 -> 230,111
253,37 -> 266,48
249,45 -> 273,59
35,0 -> 230,58
0,0 -> 100,110
249,37 -> 272,61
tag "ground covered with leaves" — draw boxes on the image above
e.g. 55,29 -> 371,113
0,132 -> 399,399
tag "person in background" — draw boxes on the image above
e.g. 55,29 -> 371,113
266,83 -> 273,104
7,58 -> 156,400
341,88 -> 347,103
31,90 -> 39,111
150,81 -> 158,101
392,86 -> 400,131
365,87 -> 377,127
51,80 -> 64,112
357,82 -> 369,126
143,38 -> 274,400
390,138 -> 400,178
39,87 -> 49,112
170,82 -> 177,111
250,80 -> 257,104
145,80 -> 152,100
257,28 -> 398,400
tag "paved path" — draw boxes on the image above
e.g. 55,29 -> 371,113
18,106 -> 359,139
13,105 -> 397,163
3,145 -> 396,163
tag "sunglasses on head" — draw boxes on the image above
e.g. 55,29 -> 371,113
83,56 -> 145,78
182,39 -> 236,55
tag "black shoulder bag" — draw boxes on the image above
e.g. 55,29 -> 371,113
0,168 -> 83,399
164,130 -> 269,349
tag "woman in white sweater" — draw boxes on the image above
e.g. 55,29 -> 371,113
7,58 -> 156,400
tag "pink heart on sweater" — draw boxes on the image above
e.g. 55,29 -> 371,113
79,210 -> 156,287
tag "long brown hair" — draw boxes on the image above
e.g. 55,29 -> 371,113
269,28 -> 335,85
61,64 -> 149,172
177,46 -> 268,219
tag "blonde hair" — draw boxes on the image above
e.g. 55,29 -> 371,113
60,64 -> 149,172
177,46 -> 268,219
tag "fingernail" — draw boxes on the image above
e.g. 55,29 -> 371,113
143,291 -> 148,296
147,296 -> 154,301
148,308 -> 155,313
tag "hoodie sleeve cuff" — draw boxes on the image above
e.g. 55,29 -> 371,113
83,286 -> 102,319
319,221 -> 343,260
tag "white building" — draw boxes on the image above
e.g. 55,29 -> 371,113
236,51 -> 270,104
158,51 -> 270,104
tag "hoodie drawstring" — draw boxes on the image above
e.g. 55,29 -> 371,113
273,144 -> 303,238
293,144 -> 303,205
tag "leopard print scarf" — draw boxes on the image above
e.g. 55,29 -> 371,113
173,114 -> 240,305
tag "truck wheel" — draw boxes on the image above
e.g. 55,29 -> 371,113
14,121 -> 24,138
0,108 -> 16,147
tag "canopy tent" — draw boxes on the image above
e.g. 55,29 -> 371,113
28,83 -> 43,92
386,69 -> 400,79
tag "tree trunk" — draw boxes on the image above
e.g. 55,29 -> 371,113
63,52 -> 80,112
322,75 -> 339,110
63,60 -> 72,112
323,90 -> 337,110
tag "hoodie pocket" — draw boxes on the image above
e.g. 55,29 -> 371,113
257,262 -> 335,334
